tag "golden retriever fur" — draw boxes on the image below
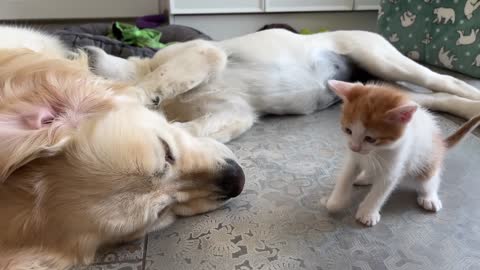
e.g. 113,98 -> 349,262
0,49 -> 244,269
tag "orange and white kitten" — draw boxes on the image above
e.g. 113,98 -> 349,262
322,80 -> 480,226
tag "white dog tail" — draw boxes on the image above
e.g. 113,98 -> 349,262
0,249 -> 73,270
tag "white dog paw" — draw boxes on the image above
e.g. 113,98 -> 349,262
355,209 -> 381,227
417,196 -> 443,212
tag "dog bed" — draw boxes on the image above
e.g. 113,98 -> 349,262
378,0 -> 480,78
54,23 -> 212,58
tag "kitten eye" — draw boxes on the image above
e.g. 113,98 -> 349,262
364,136 -> 377,143
344,128 -> 352,135
160,138 -> 175,164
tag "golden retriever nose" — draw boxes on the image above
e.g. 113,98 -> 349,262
217,159 -> 245,198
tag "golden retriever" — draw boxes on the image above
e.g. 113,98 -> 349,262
0,47 -> 244,269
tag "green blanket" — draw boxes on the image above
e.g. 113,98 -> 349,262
378,0 -> 480,78
108,22 -> 168,49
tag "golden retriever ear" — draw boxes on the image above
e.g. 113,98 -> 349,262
0,103 -> 70,182
0,49 -> 126,182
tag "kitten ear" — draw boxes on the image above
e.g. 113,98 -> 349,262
385,103 -> 418,124
327,80 -> 361,102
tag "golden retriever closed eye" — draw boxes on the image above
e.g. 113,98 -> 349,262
0,49 -> 245,269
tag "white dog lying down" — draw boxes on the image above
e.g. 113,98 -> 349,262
0,26 -> 244,269
87,28 -> 480,143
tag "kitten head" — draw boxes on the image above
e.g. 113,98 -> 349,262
328,80 -> 417,154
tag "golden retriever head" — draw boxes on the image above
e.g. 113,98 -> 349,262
0,49 -> 244,262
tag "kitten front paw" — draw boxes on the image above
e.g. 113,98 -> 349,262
353,172 -> 373,186
355,209 -> 381,227
417,196 -> 443,212
321,196 -> 348,213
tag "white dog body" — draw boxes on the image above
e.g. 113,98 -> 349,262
87,29 -> 480,142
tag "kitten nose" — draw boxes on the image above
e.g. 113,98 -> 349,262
350,144 -> 361,152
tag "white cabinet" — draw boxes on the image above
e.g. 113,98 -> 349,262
165,0 -> 379,40
170,0 -> 264,14
265,0 -> 353,12
0,0 -> 379,20
354,0 -> 379,10
167,0 -> 378,15
0,0 -> 159,20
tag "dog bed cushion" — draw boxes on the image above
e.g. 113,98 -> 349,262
54,23 -> 212,58
378,0 -> 480,78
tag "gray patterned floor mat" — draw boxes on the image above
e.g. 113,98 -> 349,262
76,106 -> 480,270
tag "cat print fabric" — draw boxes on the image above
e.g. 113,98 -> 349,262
378,0 -> 480,78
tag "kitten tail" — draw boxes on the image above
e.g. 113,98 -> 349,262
444,114 -> 480,148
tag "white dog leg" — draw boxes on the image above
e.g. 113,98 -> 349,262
135,42 -> 227,104
409,92 -> 480,119
87,40 -> 227,107
332,31 -> 480,100
175,106 -> 257,143
148,40 -> 219,65
84,46 -> 137,81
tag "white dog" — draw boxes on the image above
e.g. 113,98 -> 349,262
86,29 -> 480,143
